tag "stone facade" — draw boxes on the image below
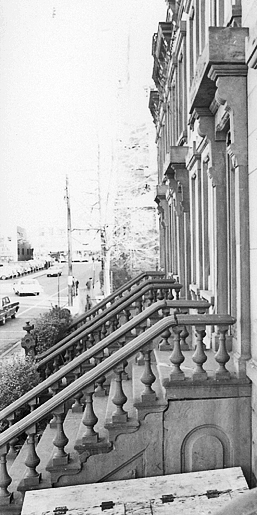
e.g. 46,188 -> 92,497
150,0 -> 257,484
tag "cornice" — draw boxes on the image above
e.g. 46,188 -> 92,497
208,63 -> 248,83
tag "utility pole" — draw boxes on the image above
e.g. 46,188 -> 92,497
65,175 -> 73,306
97,144 -> 105,294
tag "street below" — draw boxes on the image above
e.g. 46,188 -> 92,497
0,260 -> 101,356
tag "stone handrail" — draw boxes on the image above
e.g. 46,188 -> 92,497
68,270 -> 165,330
35,279 -> 182,361
0,299 -> 210,424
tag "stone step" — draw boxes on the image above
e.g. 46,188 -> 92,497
21,467 -> 249,515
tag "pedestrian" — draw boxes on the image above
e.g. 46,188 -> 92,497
86,277 -> 93,310
86,277 -> 92,290
75,279 -> 79,295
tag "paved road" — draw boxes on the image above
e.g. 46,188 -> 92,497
0,261 -> 101,356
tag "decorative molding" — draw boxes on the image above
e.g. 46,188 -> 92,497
181,424 -> 232,473
208,64 -> 248,84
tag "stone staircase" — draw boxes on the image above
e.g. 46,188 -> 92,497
0,274 -> 252,514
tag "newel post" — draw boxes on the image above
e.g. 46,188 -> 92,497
21,321 -> 36,356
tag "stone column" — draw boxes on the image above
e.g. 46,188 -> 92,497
166,147 -> 190,298
155,185 -> 169,276
208,64 -> 250,373
195,108 -> 228,316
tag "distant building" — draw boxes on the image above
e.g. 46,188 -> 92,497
0,222 -> 17,262
17,226 -> 33,261
31,225 -> 98,262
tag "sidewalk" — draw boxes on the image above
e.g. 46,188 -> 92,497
70,280 -> 104,317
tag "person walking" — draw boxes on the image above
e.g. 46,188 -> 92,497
86,277 -> 93,310
75,279 -> 79,296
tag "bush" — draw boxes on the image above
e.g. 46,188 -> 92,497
0,355 -> 41,432
111,266 -> 133,291
31,305 -> 73,354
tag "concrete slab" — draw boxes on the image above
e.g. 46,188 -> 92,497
21,467 -> 248,515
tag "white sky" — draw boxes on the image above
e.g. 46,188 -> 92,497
0,0 -> 166,239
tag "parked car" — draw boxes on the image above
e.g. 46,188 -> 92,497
47,266 -> 62,277
0,296 -> 19,325
0,266 -> 13,280
13,279 -> 43,296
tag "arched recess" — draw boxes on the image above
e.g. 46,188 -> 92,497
181,424 -> 232,473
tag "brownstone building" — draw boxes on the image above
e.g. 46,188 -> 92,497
150,0 -> 257,486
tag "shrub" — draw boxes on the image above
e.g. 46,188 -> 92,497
111,266 -> 133,291
31,305 -> 73,354
0,355 -> 41,432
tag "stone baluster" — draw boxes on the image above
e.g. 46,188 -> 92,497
6,415 -> 18,460
101,323 -> 108,340
81,335 -> 89,352
157,288 -> 164,300
75,338 -> 83,357
167,287 -> 174,300
109,316 -> 116,333
140,347 -> 156,401
148,288 -> 155,305
88,332 -> 95,348
174,286 -> 180,300
45,361 -> 52,379
94,356 -> 107,397
180,325 -> 190,350
159,307 -> 172,350
112,361 -> 128,423
81,385 -> 99,443
51,404 -> 69,466
192,326 -> 207,380
71,368 -> 84,412
53,355 -> 61,373
113,314 -> 120,331
169,326 -> 185,380
97,329 -> 103,344
22,425 -> 40,487
0,446 -> 12,505
152,288 -> 158,302
215,325 -> 231,379
124,308 -> 132,323
64,346 -> 71,364
136,297 -> 143,314
48,381 -> 62,428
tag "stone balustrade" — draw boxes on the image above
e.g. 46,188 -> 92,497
0,312 -> 238,506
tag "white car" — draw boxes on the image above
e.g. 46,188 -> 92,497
13,279 -> 43,296
47,266 -> 62,277
0,266 -> 13,280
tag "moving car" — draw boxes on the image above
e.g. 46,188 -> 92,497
47,266 -> 62,277
0,296 -> 19,325
13,279 -> 43,296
